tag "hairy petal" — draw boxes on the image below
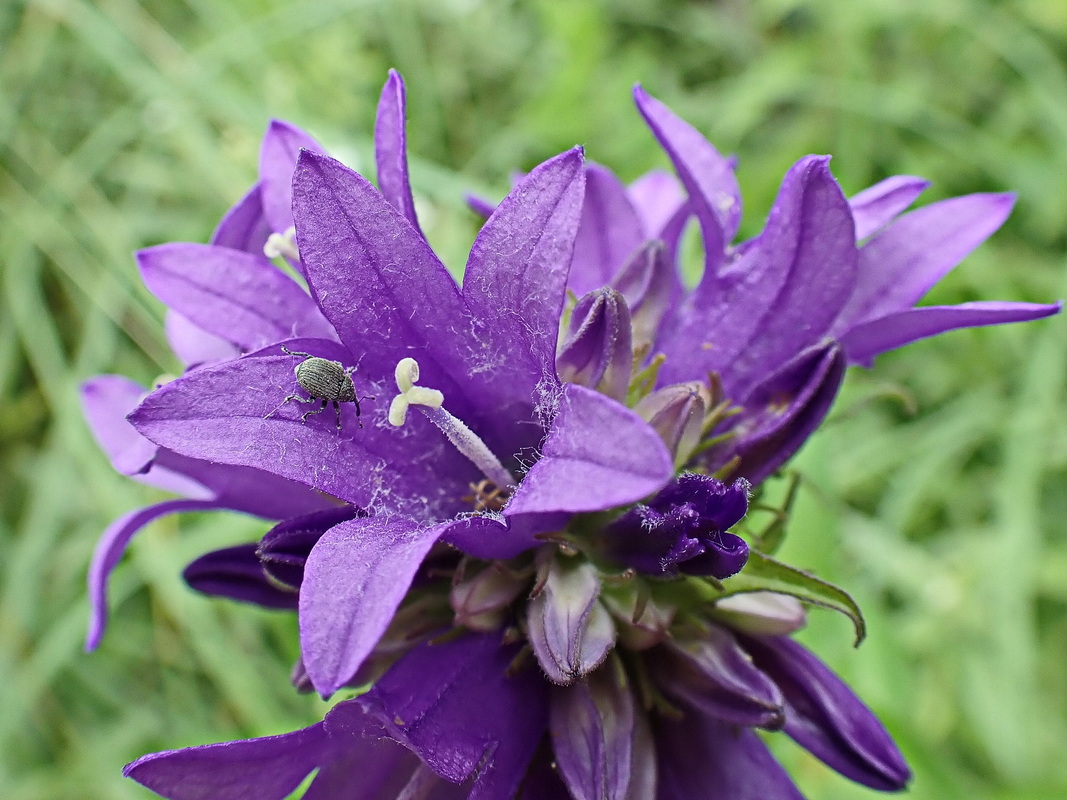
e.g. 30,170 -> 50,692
299,516 -> 449,695
506,384 -> 674,515
848,175 -> 929,241
840,301 -> 1063,366
569,163 -> 644,295
375,69 -> 423,234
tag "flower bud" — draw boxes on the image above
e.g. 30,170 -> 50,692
711,591 -> 806,636
611,240 -> 675,350
634,381 -> 709,468
450,564 -> 527,632
557,288 -> 633,402
601,581 -> 675,650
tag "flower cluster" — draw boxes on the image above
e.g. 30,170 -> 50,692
82,70 -> 1059,799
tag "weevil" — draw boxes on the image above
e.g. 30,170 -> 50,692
275,345 -> 373,429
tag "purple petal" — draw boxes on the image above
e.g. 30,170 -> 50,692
633,85 -> 740,277
655,711 -> 804,800
743,635 -> 911,791
183,543 -> 297,610
210,181 -> 272,255
720,342 -> 846,484
568,163 -> 644,295
505,384 -> 674,515
137,243 -> 333,351
610,240 -> 680,351
463,148 -> 586,453
840,301 -> 1063,366
299,516 -> 448,695
836,192 -> 1015,329
466,193 -> 498,219
551,666 -> 637,800
259,119 -> 324,236
556,288 -> 633,402
438,512 -> 566,561
125,722 -> 328,800
354,632 -> 548,800
86,499 -> 220,651
258,506 -> 363,589
654,628 -> 784,729
80,375 -> 157,475
627,169 -> 685,237
131,339 -> 479,516
375,69 -> 423,235
659,156 -> 856,394
165,311 -> 241,369
527,558 -> 616,684
848,175 -> 930,241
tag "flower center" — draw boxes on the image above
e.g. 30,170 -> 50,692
388,358 -> 516,490
263,225 -> 299,261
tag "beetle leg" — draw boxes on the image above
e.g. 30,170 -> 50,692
333,400 -> 343,430
301,399 -> 329,422
281,345 -> 313,359
265,393 -> 315,419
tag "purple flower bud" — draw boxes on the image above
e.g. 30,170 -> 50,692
257,506 -> 363,590
605,473 -> 750,578
610,240 -> 676,349
634,381 -> 709,467
183,543 -> 297,610
527,557 -> 617,684
557,288 -> 633,402
450,564 -> 528,632
601,581 -> 675,650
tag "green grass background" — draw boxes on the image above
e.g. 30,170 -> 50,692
2,0 -> 1067,797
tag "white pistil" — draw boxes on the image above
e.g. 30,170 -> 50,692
264,226 -> 299,261
389,357 -> 516,489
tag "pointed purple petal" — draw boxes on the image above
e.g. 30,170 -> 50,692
743,635 -> 912,791
849,175 -> 929,241
721,342 -> 846,484
505,384 -> 674,515
836,192 -> 1015,329
659,157 -> 856,393
375,70 -> 423,234
627,169 -> 685,237
354,632 -> 548,800
655,627 -> 784,729
840,301 -> 1062,366
131,339 -> 478,516
656,711 -> 804,800
125,722 -> 328,800
81,375 -> 158,475
299,516 -> 448,695
137,243 -> 333,351
551,666 -> 637,800
466,193 -> 498,219
86,498 -> 219,650
165,311 -> 240,369
210,181 -> 273,255
568,163 -> 644,295
259,119 -> 324,236
633,85 -> 740,277
183,544 -> 297,610
527,558 -> 616,684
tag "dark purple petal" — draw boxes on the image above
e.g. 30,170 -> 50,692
259,119 -> 324,236
375,69 -> 423,235
654,628 -> 784,729
183,543 -> 297,610
125,722 -> 328,800
299,515 -> 449,695
210,181 -> 272,255
848,175 -> 929,241
463,148 -> 586,454
81,375 -> 158,476
655,711 -> 804,800
610,240 -> 680,350
354,632 -> 548,800
659,156 -> 856,395
131,339 -> 478,516
839,301 -> 1063,367
743,635 -> 911,791
258,506 -> 363,589
721,341 -> 846,484
527,558 -> 616,684
835,193 -> 1015,330
137,243 -> 334,351
86,499 -> 220,651
557,288 -> 633,402
626,169 -> 685,237
165,311 -> 240,369
550,665 -> 636,800
633,85 -> 740,277
568,163 -> 644,295
505,384 -> 673,515
517,746 -> 572,800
